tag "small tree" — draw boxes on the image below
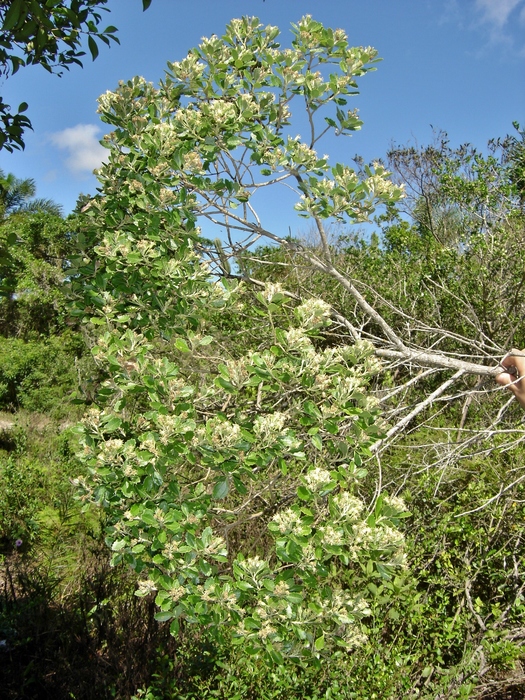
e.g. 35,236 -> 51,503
74,16 -> 410,662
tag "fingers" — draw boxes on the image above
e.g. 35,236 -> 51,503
500,349 -> 525,375
496,371 -> 514,388
497,349 -> 525,408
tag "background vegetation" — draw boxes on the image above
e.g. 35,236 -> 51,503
1,15 -> 525,700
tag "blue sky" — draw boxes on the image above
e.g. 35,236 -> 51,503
1,0 -> 524,216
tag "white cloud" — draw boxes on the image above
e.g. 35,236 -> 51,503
472,0 -> 525,50
50,124 -> 106,175
475,0 -> 523,27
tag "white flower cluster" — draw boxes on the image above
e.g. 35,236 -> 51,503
167,378 -> 193,407
322,589 -> 370,627
168,53 -> 206,82
320,525 -> 345,546
236,582 -> 370,652
135,239 -> 158,257
271,507 -> 302,535
149,163 -> 168,179
97,89 -> 117,114
128,180 -> 145,194
158,188 -> 178,207
304,467 -> 332,492
183,151 -> 204,173
330,376 -> 362,404
199,33 -> 222,52
295,298 -> 332,329
238,92 -> 272,120
263,282 -> 285,302
347,521 -> 373,559
346,520 -> 405,560
295,163 -> 390,222
383,495 -> 408,513
163,541 -> 180,560
198,582 -> 236,606
315,341 -> 381,382
209,280 -> 231,304
167,583 -> 186,603
140,437 -> 160,457
224,358 -> 250,388
236,555 -> 270,580
287,138 -> 319,168
202,534 -> 227,558
342,626 -> 368,649
303,70 -> 327,93
365,173 -> 399,197
94,236 -> 131,260
314,373 -> 331,391
153,120 -> 181,155
194,418 -> 242,449
83,406 -> 102,430
271,136 -> 321,172
203,99 -> 238,124
369,524 -> 405,551
123,464 -> 137,478
158,413 -> 195,439
342,339 -> 375,361
285,327 -> 312,351
274,580 -> 290,597
332,492 -> 364,520
136,579 -> 157,596
97,438 -> 124,464
253,412 -> 287,446
362,355 -> 382,377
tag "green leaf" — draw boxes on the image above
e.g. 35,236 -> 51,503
297,486 -> 311,501
233,475 -> 247,495
175,338 -> 190,353
2,0 -> 24,32
243,617 -> 261,630
314,635 -> 325,651
269,648 -> 283,664
88,36 -> 99,61
212,478 -> 229,500
311,434 -> 322,450
155,611 -> 174,622
303,400 -> 322,419
214,376 -> 236,393
104,417 -> 121,432
141,510 -> 157,526
111,539 -> 126,551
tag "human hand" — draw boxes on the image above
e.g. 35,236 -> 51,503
496,349 -> 525,408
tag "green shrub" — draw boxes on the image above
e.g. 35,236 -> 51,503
0,332 -> 84,415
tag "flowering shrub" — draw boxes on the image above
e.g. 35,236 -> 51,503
73,15 -> 407,663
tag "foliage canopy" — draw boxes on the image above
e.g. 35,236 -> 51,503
0,0 -> 153,151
